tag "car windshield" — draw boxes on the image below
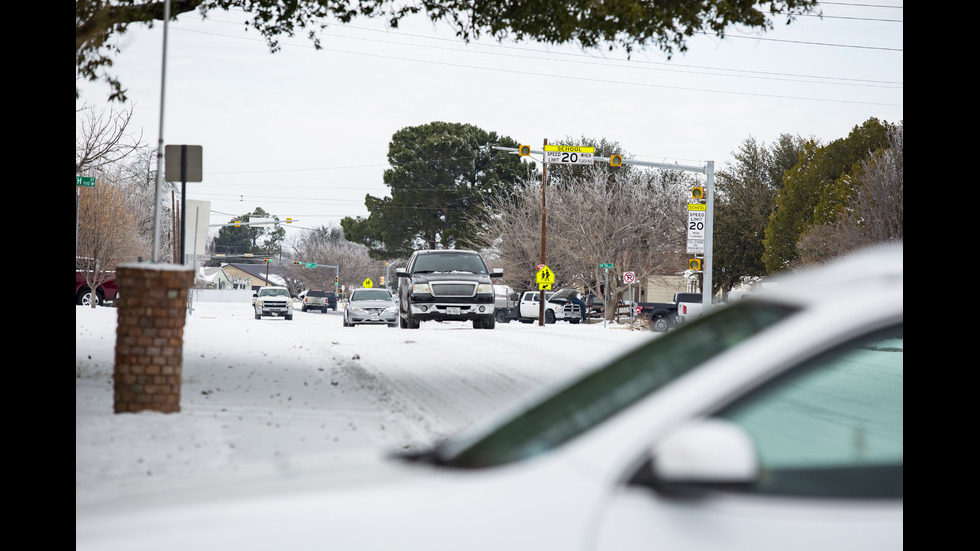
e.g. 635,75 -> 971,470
259,288 -> 288,297
351,290 -> 392,301
413,253 -> 487,274
429,300 -> 798,468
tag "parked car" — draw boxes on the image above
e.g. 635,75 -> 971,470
76,270 -> 118,306
76,242 -> 903,551
343,288 -> 398,327
517,289 -> 580,323
325,292 -> 338,311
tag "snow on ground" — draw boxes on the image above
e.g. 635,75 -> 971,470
76,300 -> 653,506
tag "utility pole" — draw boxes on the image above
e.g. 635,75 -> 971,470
539,138 -> 548,326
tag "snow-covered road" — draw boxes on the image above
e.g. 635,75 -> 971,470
76,300 -> 653,505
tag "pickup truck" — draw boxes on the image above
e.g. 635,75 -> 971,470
636,292 -> 703,332
517,289 -> 582,324
253,286 -> 294,320
396,249 -> 501,329
301,289 -> 331,312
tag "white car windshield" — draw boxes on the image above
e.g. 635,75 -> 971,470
259,288 -> 288,297
432,300 -> 798,468
351,290 -> 392,301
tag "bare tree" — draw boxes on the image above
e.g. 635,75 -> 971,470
287,224 -> 398,296
76,103 -> 144,175
76,166 -> 144,307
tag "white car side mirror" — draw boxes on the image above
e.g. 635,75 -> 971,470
652,418 -> 758,486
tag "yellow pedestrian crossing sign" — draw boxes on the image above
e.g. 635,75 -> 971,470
536,265 -> 555,290
362,278 -> 374,288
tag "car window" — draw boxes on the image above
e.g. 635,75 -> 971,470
352,290 -> 392,301
260,288 -> 288,297
713,324 -> 903,499
431,301 -> 798,468
413,253 -> 486,274
307,290 -> 326,297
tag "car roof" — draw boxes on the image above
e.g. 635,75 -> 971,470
413,249 -> 478,255
745,241 -> 902,311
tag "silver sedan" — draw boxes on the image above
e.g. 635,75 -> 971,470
343,288 -> 399,327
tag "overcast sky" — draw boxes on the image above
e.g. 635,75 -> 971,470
75,2 -> 903,241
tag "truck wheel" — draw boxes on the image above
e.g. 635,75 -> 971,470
545,310 -> 556,324
653,316 -> 669,332
485,315 -> 495,329
495,310 -> 508,324
255,314 -> 261,320
405,311 -> 420,329
285,314 -> 293,320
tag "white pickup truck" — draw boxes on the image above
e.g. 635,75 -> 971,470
517,289 -> 582,324
253,286 -> 294,320
674,292 -> 704,324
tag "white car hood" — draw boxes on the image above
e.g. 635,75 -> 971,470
76,447 -> 596,551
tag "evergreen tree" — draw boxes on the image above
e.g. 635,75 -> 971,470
342,122 -> 528,258
763,118 -> 893,272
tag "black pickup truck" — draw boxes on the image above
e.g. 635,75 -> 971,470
396,249 -> 502,329
635,292 -> 703,332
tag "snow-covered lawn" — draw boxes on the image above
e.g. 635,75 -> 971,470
76,300 -> 653,505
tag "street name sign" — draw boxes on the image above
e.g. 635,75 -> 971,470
76,176 -> 95,187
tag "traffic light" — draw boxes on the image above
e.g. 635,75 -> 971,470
691,187 -> 705,200
292,261 -> 302,265
518,145 -> 531,156
689,258 -> 703,271
610,154 -> 623,167
334,276 -> 339,285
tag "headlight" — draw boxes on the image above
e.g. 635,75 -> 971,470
351,306 -> 365,313
412,283 -> 431,294
477,283 -> 493,294
256,299 -> 264,307
384,306 -> 397,313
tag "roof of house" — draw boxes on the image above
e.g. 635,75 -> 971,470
224,263 -> 288,286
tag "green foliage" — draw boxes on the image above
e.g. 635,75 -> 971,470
211,207 -> 281,259
762,118 -> 895,273
342,121 -> 528,258
77,0 -> 819,102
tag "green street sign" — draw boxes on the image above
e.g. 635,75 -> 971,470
76,176 -> 95,187
305,263 -> 317,268
600,263 -> 614,269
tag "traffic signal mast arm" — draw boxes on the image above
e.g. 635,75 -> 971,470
492,146 -> 705,172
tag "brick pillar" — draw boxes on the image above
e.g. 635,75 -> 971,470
113,264 -> 194,414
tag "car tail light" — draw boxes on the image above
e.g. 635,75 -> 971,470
681,305 -> 687,314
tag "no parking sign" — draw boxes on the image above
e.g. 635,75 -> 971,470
623,271 -> 635,284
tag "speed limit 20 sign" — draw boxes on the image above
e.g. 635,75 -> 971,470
543,145 -> 595,165
623,271 -> 635,284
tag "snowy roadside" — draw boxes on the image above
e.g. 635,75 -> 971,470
77,302 -> 653,505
